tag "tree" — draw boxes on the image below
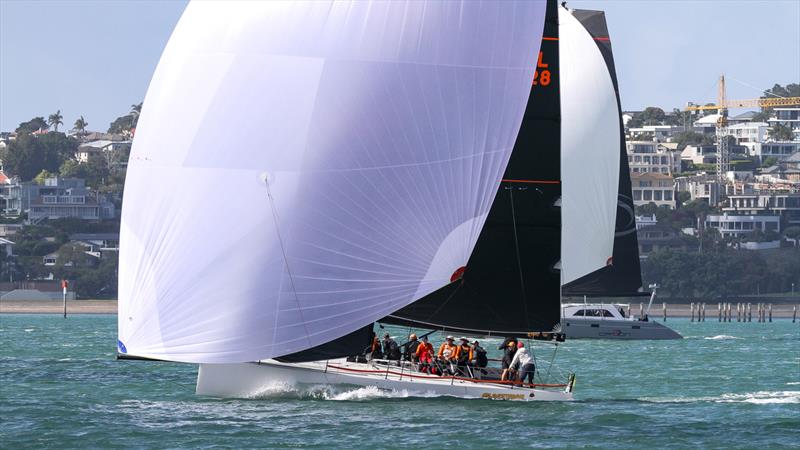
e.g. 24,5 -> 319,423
130,102 -> 142,120
73,116 -> 88,137
770,123 -> 794,141
15,117 -> 48,134
0,132 -> 76,181
48,110 -> 64,132
33,170 -> 57,185
673,131 -> 714,151
761,156 -> 778,168
108,102 -> 142,134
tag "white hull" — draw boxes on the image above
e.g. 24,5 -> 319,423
562,317 -> 682,339
197,359 -> 574,402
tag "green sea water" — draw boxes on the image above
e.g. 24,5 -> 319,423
1,314 -> 798,449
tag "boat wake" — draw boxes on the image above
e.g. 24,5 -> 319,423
244,382 -> 443,401
704,335 -> 741,340
640,390 -> 800,405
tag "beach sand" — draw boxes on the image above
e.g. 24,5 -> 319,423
1,300 -> 117,314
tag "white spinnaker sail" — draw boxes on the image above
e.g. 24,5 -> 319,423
118,1 -> 546,363
559,7 -> 620,285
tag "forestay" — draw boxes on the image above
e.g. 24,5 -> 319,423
118,1 -> 546,363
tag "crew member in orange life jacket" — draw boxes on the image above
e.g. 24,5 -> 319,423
455,337 -> 473,376
437,336 -> 458,361
437,335 -> 458,375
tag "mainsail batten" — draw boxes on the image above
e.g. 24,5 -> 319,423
117,1 -> 547,363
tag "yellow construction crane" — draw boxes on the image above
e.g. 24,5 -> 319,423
684,75 -> 800,185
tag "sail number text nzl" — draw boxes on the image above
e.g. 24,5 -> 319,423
532,51 -> 552,87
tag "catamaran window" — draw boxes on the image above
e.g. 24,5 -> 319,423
574,309 -> 614,317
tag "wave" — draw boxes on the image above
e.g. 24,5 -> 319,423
244,382 -> 442,401
704,335 -> 741,340
641,391 -> 800,405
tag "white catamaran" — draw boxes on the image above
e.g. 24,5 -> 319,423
118,0 -> 643,401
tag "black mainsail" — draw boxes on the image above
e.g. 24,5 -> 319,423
383,0 -> 563,336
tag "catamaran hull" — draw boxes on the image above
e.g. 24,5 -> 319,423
562,318 -> 682,339
196,360 -> 574,402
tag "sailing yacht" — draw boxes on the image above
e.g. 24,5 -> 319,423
117,0 -> 644,401
555,8 -> 681,340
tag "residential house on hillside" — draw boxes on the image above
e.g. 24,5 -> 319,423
705,213 -> 780,238
674,173 -> 720,206
681,144 -> 717,165
637,224 -> 697,257
1,177 -> 115,221
692,113 -> 720,134
631,172 -> 676,209
69,233 -> 119,258
627,125 -> 685,142
626,141 -> 681,175
76,139 -> 131,163
722,191 -> 800,226
768,107 -> 800,138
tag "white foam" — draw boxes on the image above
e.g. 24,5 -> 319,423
642,391 -> 800,405
786,382 -> 800,386
704,335 -> 741,340
24,328 -> 35,332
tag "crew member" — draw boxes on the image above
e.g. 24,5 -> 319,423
500,339 -> 517,381
415,335 -> 434,373
404,333 -> 420,362
509,341 -> 535,386
382,333 -> 401,361
471,340 -> 488,368
455,337 -> 473,376
437,335 -> 458,375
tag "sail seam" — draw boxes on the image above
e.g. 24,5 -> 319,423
264,178 -> 313,349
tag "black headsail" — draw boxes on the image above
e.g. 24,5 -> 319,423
560,8 -> 644,298
382,0 -> 563,337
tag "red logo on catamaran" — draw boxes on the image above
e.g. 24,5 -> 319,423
450,266 -> 466,283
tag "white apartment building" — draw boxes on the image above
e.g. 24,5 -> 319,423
631,172 -> 675,209
705,213 -> 780,238
627,125 -> 685,142
768,107 -> 800,138
681,144 -> 717,165
626,141 -> 681,175
723,192 -> 800,226
729,122 -> 768,144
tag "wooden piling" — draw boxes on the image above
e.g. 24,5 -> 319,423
701,303 -> 706,322
736,303 -> 740,322
769,304 -> 772,322
691,302 -> 695,322
718,302 -> 722,322
662,302 -> 667,321
626,304 -> 631,319
639,302 -> 644,319
747,303 -> 751,322
793,305 -> 797,323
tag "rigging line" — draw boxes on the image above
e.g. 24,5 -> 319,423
425,281 -> 464,322
263,177 -> 312,349
507,187 -> 530,326
727,75 -> 788,99
544,343 -> 559,384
